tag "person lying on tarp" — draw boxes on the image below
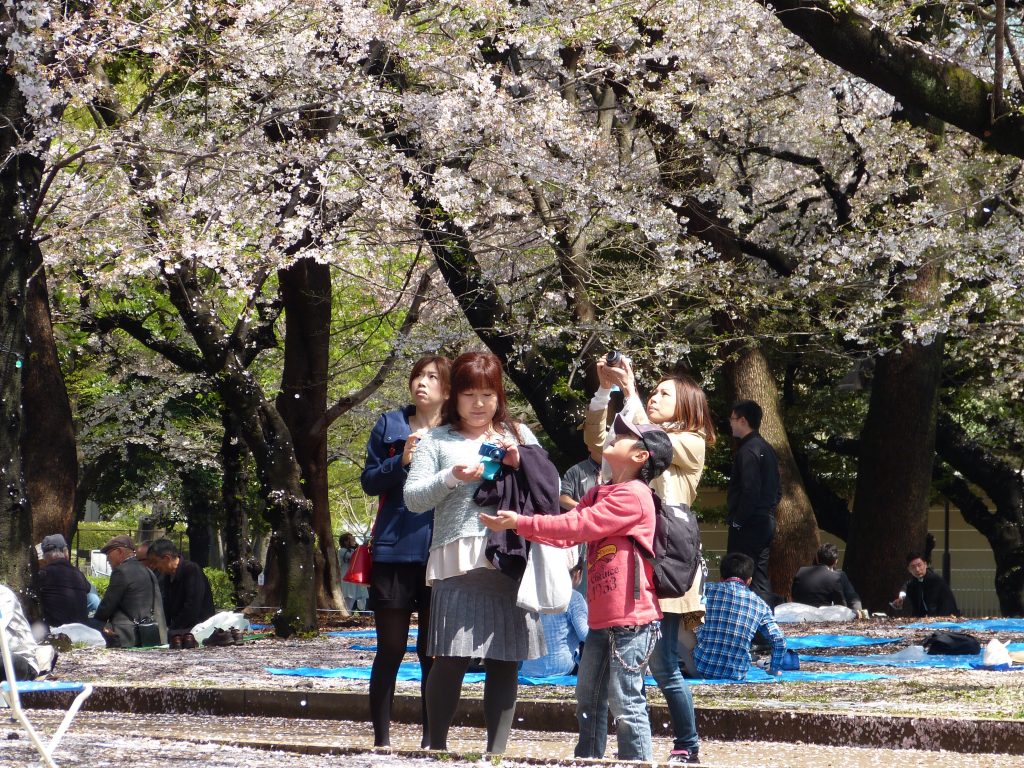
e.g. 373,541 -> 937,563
790,543 -> 862,613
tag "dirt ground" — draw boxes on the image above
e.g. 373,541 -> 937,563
45,614 -> 1024,721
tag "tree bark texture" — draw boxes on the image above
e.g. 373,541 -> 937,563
161,262 -> 315,635
23,257 -> 78,542
181,467 -> 216,568
221,409 -> 259,608
276,258 -> 345,612
0,44 -> 41,589
935,413 -> 1024,616
761,0 -> 1024,159
723,345 -> 819,600
845,334 -> 944,612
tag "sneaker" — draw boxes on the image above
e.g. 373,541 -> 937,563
182,633 -> 199,649
170,634 -> 183,650
668,749 -> 699,764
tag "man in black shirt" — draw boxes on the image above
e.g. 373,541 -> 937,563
33,534 -> 91,629
147,538 -> 216,634
892,551 -> 959,617
791,543 -> 862,611
725,400 -> 782,604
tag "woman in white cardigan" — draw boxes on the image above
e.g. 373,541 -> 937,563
404,351 -> 543,755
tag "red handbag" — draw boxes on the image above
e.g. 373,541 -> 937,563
343,543 -> 372,585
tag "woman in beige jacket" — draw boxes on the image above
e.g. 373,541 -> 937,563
584,356 -> 715,764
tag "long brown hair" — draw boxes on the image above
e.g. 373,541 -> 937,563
656,375 -> 717,445
442,352 -> 522,441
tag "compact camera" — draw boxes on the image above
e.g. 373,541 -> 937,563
606,350 -> 624,368
478,442 -> 507,480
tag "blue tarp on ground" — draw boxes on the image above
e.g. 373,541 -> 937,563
325,629 -> 419,639
265,663 -> 889,686
350,644 -> 417,653
784,634 -> 900,650
906,619 -> 1024,632
799,652 -> 980,668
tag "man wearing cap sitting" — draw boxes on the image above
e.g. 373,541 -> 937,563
93,535 -> 167,647
33,534 -> 92,630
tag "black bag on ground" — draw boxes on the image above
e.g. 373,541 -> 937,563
922,631 -> 980,655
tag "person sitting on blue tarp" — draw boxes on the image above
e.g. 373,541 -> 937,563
791,543 -> 862,612
520,562 -> 588,677
695,552 -> 786,681
891,551 -> 959,617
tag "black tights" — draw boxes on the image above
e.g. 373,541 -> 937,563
369,608 -> 433,747
425,656 -> 518,754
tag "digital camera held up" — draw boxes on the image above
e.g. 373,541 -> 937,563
478,442 -> 507,480
605,350 -> 624,368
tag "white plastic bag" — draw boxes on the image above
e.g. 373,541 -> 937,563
983,638 -> 1012,667
50,622 -> 107,647
190,611 -> 250,643
774,602 -> 856,623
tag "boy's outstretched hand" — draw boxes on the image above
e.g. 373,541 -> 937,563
479,510 -> 519,531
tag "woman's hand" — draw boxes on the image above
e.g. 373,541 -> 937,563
452,463 -> 484,483
618,357 -> 637,399
598,356 -> 633,396
496,438 -> 520,469
479,510 -> 519,531
402,430 -> 426,467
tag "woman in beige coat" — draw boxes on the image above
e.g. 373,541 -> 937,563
584,356 -> 715,764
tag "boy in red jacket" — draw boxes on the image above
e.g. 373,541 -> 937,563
481,414 -> 673,762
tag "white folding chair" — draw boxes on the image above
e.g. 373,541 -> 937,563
1,605 -> 93,768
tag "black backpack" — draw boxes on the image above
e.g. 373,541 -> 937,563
922,631 -> 981,655
630,497 -> 702,600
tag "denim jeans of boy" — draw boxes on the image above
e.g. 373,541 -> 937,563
574,623 -> 655,761
647,611 -> 699,753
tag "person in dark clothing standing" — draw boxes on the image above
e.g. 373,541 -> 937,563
147,538 -> 216,633
791,543 -> 862,611
891,551 -> 959,617
33,534 -> 91,629
725,399 -> 781,604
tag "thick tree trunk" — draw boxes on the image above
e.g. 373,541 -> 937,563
22,258 -> 78,542
182,467 -> 216,568
221,410 -> 259,607
845,336 -> 944,612
0,54 -> 41,589
724,345 -> 819,600
935,413 -> 1024,616
276,258 -> 345,612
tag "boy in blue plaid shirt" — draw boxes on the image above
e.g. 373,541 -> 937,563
695,552 -> 786,680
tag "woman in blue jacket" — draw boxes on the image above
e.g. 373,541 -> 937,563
360,355 -> 450,748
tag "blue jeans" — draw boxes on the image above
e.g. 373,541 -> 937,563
575,623 -> 656,761
648,612 -> 699,752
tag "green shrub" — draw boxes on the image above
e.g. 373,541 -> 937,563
87,574 -> 110,597
204,567 -> 236,609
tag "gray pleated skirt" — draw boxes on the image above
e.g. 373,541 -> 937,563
428,567 -> 546,661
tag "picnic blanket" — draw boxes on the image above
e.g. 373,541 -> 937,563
265,663 -> 889,686
801,642 -> 1024,669
325,629 -> 419,639
906,619 -> 1024,632
784,634 -> 900,650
